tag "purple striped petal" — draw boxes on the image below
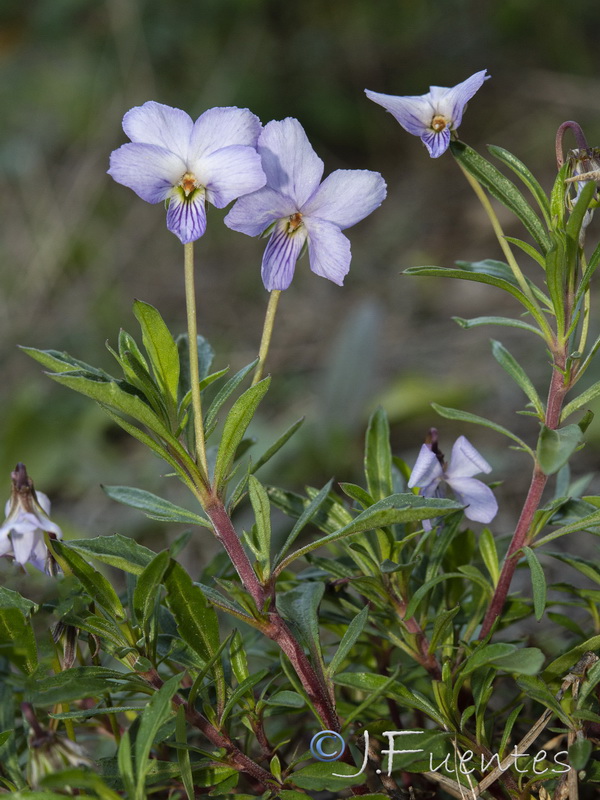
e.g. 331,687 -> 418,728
122,101 -> 193,161
195,145 -> 266,209
224,187 -> 297,236
364,89 -> 433,136
429,70 -> 489,130
408,445 -> 443,490
305,217 -> 351,286
447,436 -> 491,479
189,107 -> 262,160
302,169 -> 387,229
421,128 -> 451,158
447,477 -> 498,523
261,220 -> 307,291
166,192 -> 207,243
108,143 -> 186,203
258,119 -> 324,207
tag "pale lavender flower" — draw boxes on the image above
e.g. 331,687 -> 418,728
408,435 -> 497,524
224,118 -> 387,290
365,70 -> 489,158
0,464 -> 62,572
108,101 -> 266,243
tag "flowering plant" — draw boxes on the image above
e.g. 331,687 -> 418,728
2,74 -> 600,800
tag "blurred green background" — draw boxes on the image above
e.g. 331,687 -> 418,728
3,0 -> 600,559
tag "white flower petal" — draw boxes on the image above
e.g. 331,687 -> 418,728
258,119 -> 324,207
408,445 -> 443,490
225,187 -> 297,237
447,477 -> 498,523
108,143 -> 185,203
447,436 -> 491,479
28,534 -> 49,572
305,218 -> 351,286
196,145 -> 266,209
364,89 -> 434,136
189,107 -> 262,160
11,528 -> 35,565
122,101 -> 194,161
302,169 -> 387,229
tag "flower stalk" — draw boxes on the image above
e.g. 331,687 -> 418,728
252,289 -> 281,386
183,242 -> 209,478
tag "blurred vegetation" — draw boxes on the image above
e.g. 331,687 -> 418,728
2,0 -> 600,551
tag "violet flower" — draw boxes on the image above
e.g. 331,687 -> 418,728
224,118 -> 387,290
408,435 -> 497,524
365,70 -> 489,158
108,101 -> 266,243
0,464 -> 62,573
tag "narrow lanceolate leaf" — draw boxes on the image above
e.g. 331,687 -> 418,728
364,407 -> 393,501
491,340 -> 545,416
277,583 -> 325,666
0,608 -> 38,674
274,480 -> 335,566
133,550 -> 171,632
479,528 -> 499,587
537,424 -> 584,476
247,476 -> 271,576
164,563 -> 226,710
453,315 -> 544,338
327,606 -> 369,677
133,300 -> 180,413
487,144 -> 551,224
20,346 -> 113,379
276,494 -> 462,574
504,236 -> 546,268
176,705 -> 194,800
135,673 -> 182,793
67,534 -> 155,575
404,264 -> 546,324
51,540 -> 126,621
561,380 -> 600,422
523,546 -> 546,620
102,485 -> 211,528
213,378 -> 270,492
544,236 -> 567,336
204,359 -> 258,433
450,140 -> 550,252
432,403 -> 532,453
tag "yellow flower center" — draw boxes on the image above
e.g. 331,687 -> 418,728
180,172 -> 199,196
431,115 -> 448,132
287,212 -> 303,232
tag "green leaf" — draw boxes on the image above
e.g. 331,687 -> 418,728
491,340 -> 544,415
566,179 -> 596,245
462,644 -> 544,676
479,528 -> 499,587
0,587 -> 37,616
204,359 -> 258,434
30,667 -> 139,705
428,606 -> 460,653
275,479 -> 334,564
569,738 -> 592,771
327,606 -> 369,677
264,690 -> 305,708
67,534 -> 155,575
537,423 -> 584,475
404,570 -> 491,619
51,540 -> 126,621
453,315 -> 543,338
292,762 -> 366,791
20,346 -> 113,379
523,546 -> 547,620
276,494 -> 463,574
546,551 -> 600,584
135,673 -> 182,794
213,378 -> 270,492
133,300 -> 180,413
102,485 -> 211,528
561,379 -> 600,421
364,407 -> 393,501
504,236 -> 546,268
247,475 -> 271,576
450,140 -> 550,252
432,403 -> 532,452
164,562 -> 220,663
516,675 -> 571,724
277,582 -> 325,666
219,669 -> 269,724
544,235 -> 567,335
334,672 -> 445,724
0,608 -> 38,674
176,332 -> 214,400
175,706 -> 194,800
133,550 -> 170,632
487,144 -> 551,224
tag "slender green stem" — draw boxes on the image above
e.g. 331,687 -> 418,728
252,289 -> 281,386
183,242 -> 209,478
457,163 -> 554,343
